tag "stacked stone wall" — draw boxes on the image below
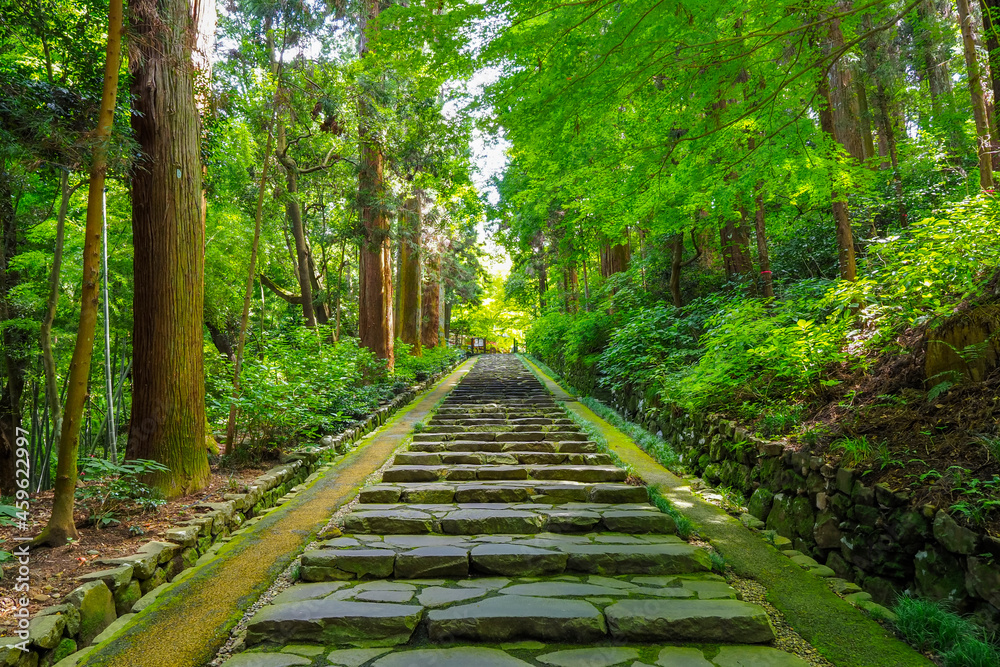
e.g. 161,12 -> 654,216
613,395 -> 1000,631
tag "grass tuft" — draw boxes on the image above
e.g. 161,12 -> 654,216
893,596 -> 1000,667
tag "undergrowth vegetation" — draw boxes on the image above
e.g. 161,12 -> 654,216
528,195 -> 1000,416
893,597 -> 1000,667
206,326 -> 462,459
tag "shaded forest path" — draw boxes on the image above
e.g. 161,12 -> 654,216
70,359 -> 476,667
218,355 -> 820,666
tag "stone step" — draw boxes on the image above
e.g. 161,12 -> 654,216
246,575 -> 772,647
416,425 -> 582,435
299,532 -> 702,581
429,417 -> 574,426
359,481 -> 649,505
298,645 -> 812,667
412,431 -> 584,443
434,408 -> 567,417
408,440 -> 599,454
245,598 -> 422,646
380,464 -> 628,484
343,503 -> 673,535
392,451 -> 613,467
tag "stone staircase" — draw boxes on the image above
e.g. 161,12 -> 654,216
229,355 -> 810,667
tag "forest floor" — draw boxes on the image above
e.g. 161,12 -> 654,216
0,462 -> 267,631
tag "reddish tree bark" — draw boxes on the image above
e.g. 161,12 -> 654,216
126,0 -> 211,497
398,195 -> 422,355
357,0 -> 393,368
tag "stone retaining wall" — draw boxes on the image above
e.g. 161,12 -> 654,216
0,361 -> 461,667
620,400 -> 1000,631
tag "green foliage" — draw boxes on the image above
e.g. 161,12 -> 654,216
75,458 -> 168,515
893,597 -> 1000,667
0,504 -> 21,527
207,327 -> 461,455
596,304 -> 698,396
708,551 -> 728,574
830,436 -> 876,467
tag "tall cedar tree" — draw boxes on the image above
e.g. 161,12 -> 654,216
125,0 -> 211,496
357,0 -> 394,368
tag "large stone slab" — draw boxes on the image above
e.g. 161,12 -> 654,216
440,509 -> 544,535
326,648 -> 390,666
588,484 -> 649,504
499,582 -> 622,598
343,510 -> 434,534
426,595 -> 606,642
300,549 -> 395,581
454,485 -> 530,503
470,544 -> 568,575
564,544 -> 711,575
529,466 -> 628,483
220,653 -> 312,667
654,647 -> 713,667
537,647 -> 640,667
711,646 -> 811,666
601,510 -> 675,534
604,600 -> 774,643
245,600 -> 422,646
371,647 -> 533,667
394,546 -> 469,579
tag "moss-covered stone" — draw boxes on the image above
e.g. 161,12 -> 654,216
748,488 -> 774,521
51,638 -> 78,663
914,545 -> 966,602
113,581 -> 141,616
65,581 -> 116,645
139,567 -> 168,595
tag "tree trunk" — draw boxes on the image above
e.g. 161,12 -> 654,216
669,233 -> 684,307
829,15 -> 867,163
537,262 -> 548,311
421,245 -> 440,349
126,0 -> 210,498
398,194 -> 422,355
721,215 -> 753,279
957,0 -> 995,188
41,172 -> 71,443
444,302 -> 452,342
334,239 -> 346,341
854,77 -> 877,161
818,73 -> 858,281
917,0 -> 953,117
0,168 -> 26,496
600,240 -> 630,277
357,0 -> 393,369
753,192 -> 774,297
566,266 -> 579,314
33,0 -> 123,544
581,256 -> 590,311
981,0 -> 1000,166
276,125 -> 317,327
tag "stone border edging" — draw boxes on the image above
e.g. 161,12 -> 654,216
0,358 -> 464,667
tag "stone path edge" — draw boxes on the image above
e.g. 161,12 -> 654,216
519,355 -> 932,667
70,357 -> 477,667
